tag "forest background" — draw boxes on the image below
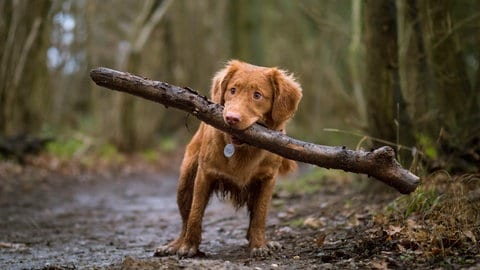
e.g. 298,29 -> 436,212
1,0 -> 479,173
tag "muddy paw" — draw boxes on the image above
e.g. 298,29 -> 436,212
250,241 -> 282,257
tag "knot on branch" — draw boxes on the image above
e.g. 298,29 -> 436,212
373,146 -> 397,165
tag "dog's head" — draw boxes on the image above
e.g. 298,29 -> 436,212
211,60 -> 302,136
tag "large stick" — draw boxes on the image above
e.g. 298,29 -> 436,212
90,67 -> 420,194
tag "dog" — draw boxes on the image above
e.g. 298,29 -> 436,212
154,60 -> 302,257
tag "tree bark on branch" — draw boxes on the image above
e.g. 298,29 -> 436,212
90,67 -> 420,194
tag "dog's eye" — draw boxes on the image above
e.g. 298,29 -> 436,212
253,91 -> 262,100
230,88 -> 236,95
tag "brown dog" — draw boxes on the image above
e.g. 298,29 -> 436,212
154,60 -> 302,257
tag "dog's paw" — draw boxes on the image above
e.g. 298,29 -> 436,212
250,241 -> 282,258
177,243 -> 205,258
154,238 -> 184,257
153,244 -> 178,257
267,241 -> 282,250
154,239 -> 205,258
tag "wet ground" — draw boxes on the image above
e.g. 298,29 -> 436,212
1,161 -> 478,269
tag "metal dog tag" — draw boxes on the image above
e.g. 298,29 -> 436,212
223,143 -> 235,158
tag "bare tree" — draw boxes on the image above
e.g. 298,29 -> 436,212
418,0 -> 474,129
229,0 -> 264,64
0,0 -> 52,135
396,0 -> 432,125
114,0 -> 173,151
349,0 -> 366,123
416,0 -> 480,171
363,0 -> 415,163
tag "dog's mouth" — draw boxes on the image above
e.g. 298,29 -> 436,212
228,122 -> 269,146
230,135 -> 244,145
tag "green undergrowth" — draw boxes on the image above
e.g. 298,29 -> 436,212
45,135 -> 179,157
276,167 -> 355,196
46,137 -> 86,159
286,217 -> 307,228
33,133 -> 183,172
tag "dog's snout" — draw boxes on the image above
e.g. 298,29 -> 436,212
225,112 -> 240,126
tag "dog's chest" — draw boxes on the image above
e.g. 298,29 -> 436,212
204,146 -> 270,186
228,150 -> 263,171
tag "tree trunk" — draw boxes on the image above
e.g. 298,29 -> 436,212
114,0 -> 172,151
349,0 -> 366,123
364,0 -> 415,164
397,0 -> 433,127
0,0 -> 51,135
477,3 -> 480,113
416,0 -> 479,172
117,52 -> 140,151
90,67 -> 420,194
229,0 -> 264,64
418,0 -> 474,131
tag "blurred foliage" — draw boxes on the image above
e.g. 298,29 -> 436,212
286,217 -> 306,228
0,0 -> 478,172
97,143 -> 121,160
276,167 -> 327,195
276,167 -> 355,196
46,138 -> 84,159
416,134 -> 437,160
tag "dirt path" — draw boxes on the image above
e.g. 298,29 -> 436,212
0,172 -> 173,268
3,164 -> 472,269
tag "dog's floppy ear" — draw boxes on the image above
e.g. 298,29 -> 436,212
268,68 -> 303,125
211,60 -> 241,104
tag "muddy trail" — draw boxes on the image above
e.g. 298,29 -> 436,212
0,162 -> 473,269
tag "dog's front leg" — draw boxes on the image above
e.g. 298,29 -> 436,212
177,169 -> 212,257
247,177 -> 281,257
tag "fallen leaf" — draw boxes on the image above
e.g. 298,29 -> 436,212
303,216 -> 324,228
373,213 -> 387,225
406,218 -> 420,229
371,259 -> 389,270
315,233 -> 326,247
463,230 -> 476,243
385,225 -> 403,237
430,247 -> 443,256
0,242 -> 27,250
